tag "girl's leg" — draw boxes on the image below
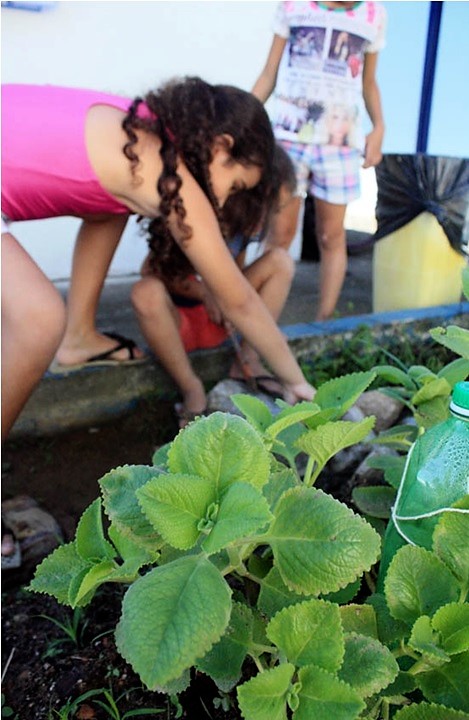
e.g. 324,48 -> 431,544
1,232 -> 66,439
263,192 -> 302,251
231,247 -> 295,379
56,217 -> 145,365
131,276 -> 206,418
314,198 -> 348,321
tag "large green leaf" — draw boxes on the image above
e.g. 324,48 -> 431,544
197,602 -> 253,692
338,631 -> 399,697
364,455 -> 406,490
269,487 -> 380,596
266,402 -> 321,440
295,665 -> 365,720
115,555 -> 231,689
418,651 -> 469,712
99,465 -> 163,550
411,377 -> 451,405
384,545 -> 460,625
296,417 -> 376,484
237,663 -> 295,720
231,393 -> 275,432
168,412 -> 270,494
266,599 -> 344,672
201,482 -> 272,555
137,473 -> 215,550
430,326 -> 469,359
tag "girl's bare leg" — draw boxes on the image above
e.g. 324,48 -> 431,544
2,232 -> 66,439
55,216 -> 145,365
131,276 -> 206,419
314,198 -> 347,321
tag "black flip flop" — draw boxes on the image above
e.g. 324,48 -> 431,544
50,332 -> 146,373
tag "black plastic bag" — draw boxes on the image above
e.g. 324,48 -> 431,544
374,153 -> 469,254
301,195 -> 321,262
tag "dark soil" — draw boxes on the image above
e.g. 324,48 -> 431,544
2,401 -> 249,718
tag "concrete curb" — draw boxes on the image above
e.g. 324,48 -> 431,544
11,302 -> 469,438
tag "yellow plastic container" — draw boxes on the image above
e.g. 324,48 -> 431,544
372,212 -> 467,312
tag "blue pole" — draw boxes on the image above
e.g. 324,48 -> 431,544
416,1 -> 444,153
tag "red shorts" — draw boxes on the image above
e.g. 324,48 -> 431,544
176,303 -> 228,353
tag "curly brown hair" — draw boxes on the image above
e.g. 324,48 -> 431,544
121,76 -> 275,278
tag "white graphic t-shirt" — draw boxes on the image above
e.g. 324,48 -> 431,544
271,1 -> 386,150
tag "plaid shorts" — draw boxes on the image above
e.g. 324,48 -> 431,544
278,140 -> 362,205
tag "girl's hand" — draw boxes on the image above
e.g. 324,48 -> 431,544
282,381 -> 317,405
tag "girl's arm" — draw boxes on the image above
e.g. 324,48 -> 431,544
168,164 -> 315,402
362,52 -> 385,169
252,34 -> 288,103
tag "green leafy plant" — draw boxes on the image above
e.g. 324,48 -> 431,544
29,366 -> 469,719
1,694 -> 18,719
39,605 -> 89,658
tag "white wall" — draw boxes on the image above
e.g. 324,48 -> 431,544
1,0 -> 277,279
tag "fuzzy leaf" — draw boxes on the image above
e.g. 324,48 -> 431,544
168,412 -> 270,494
394,702 -> 469,719
115,555 -> 231,689
384,545 -> 460,626
197,601 -> 253,692
75,499 -> 116,562
411,377 -> 451,405
258,566 -> 309,618
29,542 -> 91,605
269,487 -> 380,596
201,482 -> 272,555
430,326 -> 469,359
351,486 -> 396,519
237,663 -> 295,720
266,402 -> 321,439
99,465 -> 163,550
338,631 -> 399,697
339,604 -> 378,638
418,651 -> 469,712
433,496 -> 469,586
137,473 -> 215,550
295,664 -> 365,720
408,615 -> 450,666
296,417 -> 375,481
313,372 -> 377,414
107,523 -> 158,569
231,393 -> 274,431
151,443 -> 171,469
322,578 -> 361,605
70,560 -> 118,607
266,599 -> 344,671
432,603 -> 469,655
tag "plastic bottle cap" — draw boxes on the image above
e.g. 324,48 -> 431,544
450,381 -> 469,418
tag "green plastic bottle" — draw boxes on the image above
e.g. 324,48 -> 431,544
377,381 -> 469,590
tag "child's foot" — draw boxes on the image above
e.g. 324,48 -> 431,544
175,384 -> 207,430
54,331 -> 146,369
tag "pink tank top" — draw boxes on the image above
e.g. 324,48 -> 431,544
1,84 -> 135,221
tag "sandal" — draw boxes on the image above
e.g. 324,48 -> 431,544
174,403 -> 208,430
50,332 -> 146,373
